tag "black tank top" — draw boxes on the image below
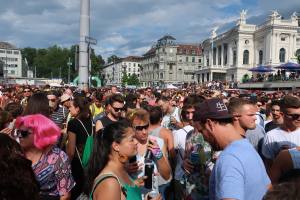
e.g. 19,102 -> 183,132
100,115 -> 116,129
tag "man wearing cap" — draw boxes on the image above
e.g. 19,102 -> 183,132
193,98 -> 270,200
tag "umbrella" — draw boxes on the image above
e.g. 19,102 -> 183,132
275,62 -> 300,71
248,65 -> 274,73
166,84 -> 178,89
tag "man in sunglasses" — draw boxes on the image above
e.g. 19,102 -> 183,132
20,87 -> 32,107
95,94 -> 125,132
262,95 -> 300,172
47,91 -> 66,129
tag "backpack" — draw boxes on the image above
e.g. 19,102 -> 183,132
75,119 -> 94,168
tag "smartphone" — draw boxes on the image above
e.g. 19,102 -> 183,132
129,155 -> 137,163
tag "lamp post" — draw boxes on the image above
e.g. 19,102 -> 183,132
67,57 -> 72,84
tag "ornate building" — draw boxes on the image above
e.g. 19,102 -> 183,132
140,35 -> 202,87
198,11 -> 300,82
102,56 -> 141,86
0,42 -> 22,78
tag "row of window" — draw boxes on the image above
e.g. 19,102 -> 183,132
0,57 -> 18,62
207,48 -> 291,66
0,50 -> 19,54
243,48 -> 287,64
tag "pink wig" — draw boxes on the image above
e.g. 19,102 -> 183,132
15,114 -> 61,149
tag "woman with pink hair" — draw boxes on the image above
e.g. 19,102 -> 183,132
15,114 -> 75,200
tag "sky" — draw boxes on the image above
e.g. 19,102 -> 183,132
0,0 -> 299,61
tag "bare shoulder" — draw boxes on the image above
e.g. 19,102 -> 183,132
93,176 -> 121,200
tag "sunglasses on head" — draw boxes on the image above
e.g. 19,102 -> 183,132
16,130 -> 31,138
285,113 -> 300,120
134,124 -> 149,131
112,107 -> 124,112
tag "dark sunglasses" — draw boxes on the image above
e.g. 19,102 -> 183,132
16,130 -> 31,138
285,113 -> 300,120
24,90 -> 31,92
48,99 -> 57,102
112,107 -> 125,112
134,124 -> 149,131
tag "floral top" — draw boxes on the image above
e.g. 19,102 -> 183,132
184,130 -> 213,199
32,147 -> 75,197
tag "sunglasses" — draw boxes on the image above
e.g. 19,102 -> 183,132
16,130 -> 31,138
134,124 -> 149,131
112,107 -> 125,112
285,113 -> 300,120
48,99 -> 57,102
24,90 -> 30,92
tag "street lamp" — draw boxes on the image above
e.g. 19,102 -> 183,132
67,57 -> 72,84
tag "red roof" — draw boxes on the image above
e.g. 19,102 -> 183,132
177,44 -> 202,56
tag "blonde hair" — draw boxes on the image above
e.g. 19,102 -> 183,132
127,108 -> 149,125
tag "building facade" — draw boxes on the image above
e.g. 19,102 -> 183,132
102,56 -> 141,86
198,11 -> 300,82
0,42 -> 22,78
140,35 -> 202,87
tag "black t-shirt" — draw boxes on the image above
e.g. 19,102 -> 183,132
99,115 -> 117,129
265,121 -> 280,133
67,118 -> 93,155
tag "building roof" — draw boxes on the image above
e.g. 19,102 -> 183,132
122,56 -> 142,62
177,44 -> 202,56
143,48 -> 156,57
158,35 -> 176,41
0,42 -> 17,50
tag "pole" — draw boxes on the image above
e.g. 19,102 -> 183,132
78,0 -> 90,89
35,66 -> 37,78
67,57 -> 72,84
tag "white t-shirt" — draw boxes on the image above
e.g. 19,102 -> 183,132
161,107 -> 181,130
262,127 -> 300,159
173,125 -> 194,180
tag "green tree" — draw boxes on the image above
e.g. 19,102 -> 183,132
107,55 -> 121,64
90,49 -> 105,77
121,72 -> 129,87
22,47 -> 37,67
127,73 -> 140,86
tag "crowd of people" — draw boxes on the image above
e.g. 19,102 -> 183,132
1,84 -> 300,200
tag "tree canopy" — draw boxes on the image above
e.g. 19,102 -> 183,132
21,45 -> 105,83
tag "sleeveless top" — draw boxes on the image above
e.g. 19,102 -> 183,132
149,126 -> 163,138
90,173 -> 141,200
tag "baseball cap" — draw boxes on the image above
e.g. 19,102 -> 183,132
193,98 -> 232,121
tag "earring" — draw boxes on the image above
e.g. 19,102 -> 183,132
118,152 -> 128,163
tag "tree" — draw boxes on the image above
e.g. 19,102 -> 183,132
107,55 -> 121,64
127,73 -> 140,86
90,49 -> 105,77
121,72 -> 129,87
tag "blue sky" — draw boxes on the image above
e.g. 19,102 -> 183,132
0,0 -> 299,61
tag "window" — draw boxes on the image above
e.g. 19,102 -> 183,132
281,38 -> 285,41
0,50 -> 5,53
198,59 -> 202,63
134,63 -> 136,67
169,65 -> 173,70
245,40 -> 249,44
14,51 -> 19,55
213,48 -> 216,65
259,50 -> 263,65
160,73 -> 163,79
218,46 -> 222,65
192,57 -> 195,62
191,50 -> 195,55
223,44 -> 228,65
243,50 -> 249,64
179,59 -> 182,62
6,50 -> 12,54
279,48 -> 286,63
10,70 -> 15,75
233,51 -> 237,65
186,57 -> 188,62
206,58 -> 209,66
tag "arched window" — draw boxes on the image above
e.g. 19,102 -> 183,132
279,48 -> 286,63
243,50 -> 249,65
259,50 -> 263,65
